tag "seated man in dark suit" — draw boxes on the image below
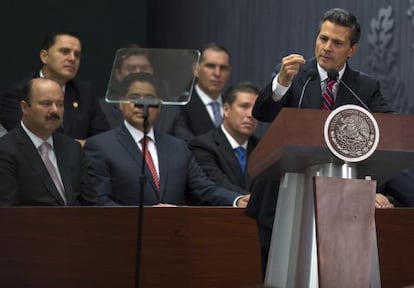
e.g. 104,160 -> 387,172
189,81 -> 261,194
246,8 -> 394,278
0,30 -> 109,146
189,81 -> 279,276
377,168 -> 414,207
174,43 -> 231,141
81,72 -> 249,207
0,78 -> 82,206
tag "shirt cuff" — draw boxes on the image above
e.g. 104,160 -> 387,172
272,74 -> 290,101
233,195 -> 243,207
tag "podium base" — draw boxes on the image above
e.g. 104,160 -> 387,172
265,162 -> 380,288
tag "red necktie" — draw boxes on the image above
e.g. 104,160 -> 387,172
322,79 -> 336,110
140,136 -> 160,192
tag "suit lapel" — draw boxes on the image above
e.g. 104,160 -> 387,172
116,125 -> 159,202
116,125 -> 141,163
215,129 -> 246,187
245,137 -> 259,188
53,134 -> 73,205
335,65 -> 359,107
15,127 -> 66,205
62,82 -> 78,135
154,132 -> 170,201
189,90 -> 216,131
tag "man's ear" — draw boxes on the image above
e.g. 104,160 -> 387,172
20,100 -> 29,115
348,43 -> 359,58
223,102 -> 230,118
192,61 -> 200,78
39,49 -> 48,65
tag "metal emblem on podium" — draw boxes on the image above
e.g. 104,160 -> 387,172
324,104 -> 379,162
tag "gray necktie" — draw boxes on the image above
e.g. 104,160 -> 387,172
209,102 -> 222,127
38,142 -> 66,204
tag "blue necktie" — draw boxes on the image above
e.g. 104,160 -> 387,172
210,102 -> 222,127
234,146 -> 247,173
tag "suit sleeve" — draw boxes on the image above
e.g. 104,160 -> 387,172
0,83 -> 23,131
377,168 -> 414,207
181,142 -> 241,206
173,107 -> 195,141
367,79 -> 394,113
81,139 -> 119,206
88,94 -> 110,136
0,142 -> 19,206
189,138 -> 248,194
253,81 -> 288,122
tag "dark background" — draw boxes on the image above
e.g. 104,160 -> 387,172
1,0 -> 413,114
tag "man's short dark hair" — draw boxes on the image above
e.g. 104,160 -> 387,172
114,45 -> 152,70
119,72 -> 159,98
200,42 -> 231,65
41,30 -> 80,51
223,81 -> 260,105
318,8 -> 360,46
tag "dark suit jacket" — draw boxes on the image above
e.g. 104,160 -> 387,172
0,73 -> 109,139
0,125 -> 82,206
252,58 -> 393,123
189,127 -> 259,194
174,89 -> 217,141
378,168 -> 414,207
81,124 -> 241,206
247,58 -> 393,229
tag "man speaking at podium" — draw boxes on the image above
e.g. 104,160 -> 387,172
246,7 -> 394,278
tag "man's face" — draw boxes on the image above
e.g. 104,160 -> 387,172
119,81 -> 160,131
40,35 -> 81,85
115,55 -> 154,81
21,79 -> 64,140
315,20 -> 358,72
195,49 -> 231,99
223,91 -> 258,142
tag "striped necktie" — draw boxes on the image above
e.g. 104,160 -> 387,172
322,79 -> 336,110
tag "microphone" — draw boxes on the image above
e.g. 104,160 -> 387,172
298,70 -> 318,108
327,69 -> 371,112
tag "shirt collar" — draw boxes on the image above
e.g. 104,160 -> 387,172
20,121 -> 54,149
195,84 -> 222,105
317,63 -> 346,82
221,125 -> 248,150
123,120 -> 156,144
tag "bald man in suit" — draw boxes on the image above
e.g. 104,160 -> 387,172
0,78 -> 81,206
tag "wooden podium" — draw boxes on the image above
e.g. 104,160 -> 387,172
0,206 -> 413,288
248,108 -> 414,288
0,207 -> 261,288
